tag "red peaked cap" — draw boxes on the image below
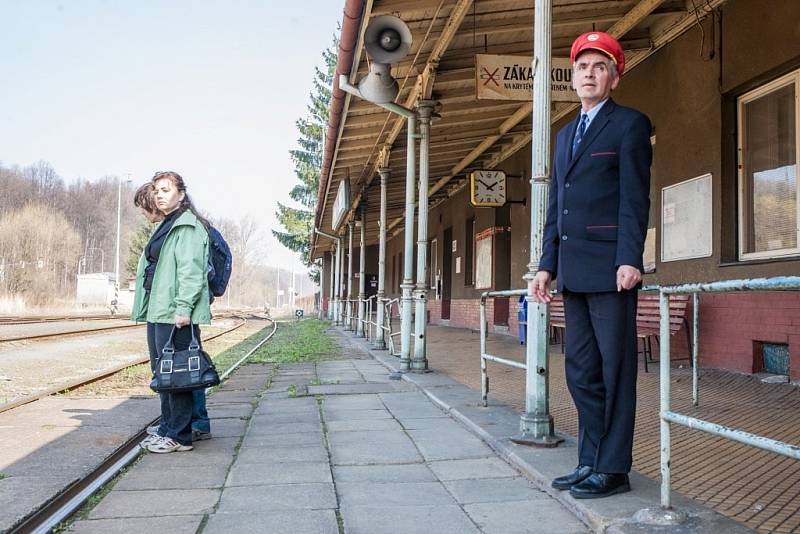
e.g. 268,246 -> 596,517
570,32 -> 625,75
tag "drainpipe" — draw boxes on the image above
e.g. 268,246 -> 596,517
412,100 -> 437,371
516,0 -> 561,447
327,250 -> 335,320
346,221 -> 354,330
338,75 -> 417,371
357,206 -> 366,337
374,167 -> 389,349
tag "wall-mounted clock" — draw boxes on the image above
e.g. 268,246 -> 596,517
469,170 -> 507,207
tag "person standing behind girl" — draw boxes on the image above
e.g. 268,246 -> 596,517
133,182 -> 212,444
131,172 -> 212,453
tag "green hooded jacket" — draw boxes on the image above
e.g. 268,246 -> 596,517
131,210 -> 212,324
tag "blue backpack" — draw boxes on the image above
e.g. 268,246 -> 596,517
207,227 -> 232,297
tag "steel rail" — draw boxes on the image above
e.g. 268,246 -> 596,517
7,318 -> 277,534
0,323 -> 144,343
0,318 -> 250,414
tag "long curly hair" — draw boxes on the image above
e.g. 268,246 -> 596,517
151,171 -> 211,230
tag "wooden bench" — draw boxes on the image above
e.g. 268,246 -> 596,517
546,293 -> 692,372
636,293 -> 692,372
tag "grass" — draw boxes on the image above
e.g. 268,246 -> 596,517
247,319 -> 335,364
0,472 -> 7,480
210,325 -> 282,376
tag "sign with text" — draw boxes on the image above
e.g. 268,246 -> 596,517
332,179 -> 351,232
475,54 -> 579,102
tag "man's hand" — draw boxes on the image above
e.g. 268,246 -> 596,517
616,265 -> 642,291
175,314 -> 191,328
531,271 -> 553,303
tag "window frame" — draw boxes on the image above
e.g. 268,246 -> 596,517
737,69 -> 800,261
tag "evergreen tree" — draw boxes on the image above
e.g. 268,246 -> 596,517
126,221 -> 156,278
274,36 -> 338,282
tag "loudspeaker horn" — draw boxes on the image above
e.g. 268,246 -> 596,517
364,15 -> 412,64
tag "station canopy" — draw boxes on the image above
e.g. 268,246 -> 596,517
312,0 -> 718,258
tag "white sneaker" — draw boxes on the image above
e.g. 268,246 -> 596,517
146,425 -> 160,436
139,434 -> 160,449
146,436 -> 193,453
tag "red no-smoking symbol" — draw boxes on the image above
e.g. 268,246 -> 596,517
480,67 -> 500,86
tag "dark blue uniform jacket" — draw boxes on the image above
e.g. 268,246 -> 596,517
539,99 -> 652,292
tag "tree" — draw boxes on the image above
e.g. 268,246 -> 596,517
273,36 -> 338,283
126,221 -> 156,277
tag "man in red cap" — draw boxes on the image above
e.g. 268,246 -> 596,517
532,31 -> 652,499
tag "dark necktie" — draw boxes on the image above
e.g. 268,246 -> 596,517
572,113 -> 588,159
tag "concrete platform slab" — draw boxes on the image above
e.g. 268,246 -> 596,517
247,421 -> 321,434
464,500 -> 588,534
325,418 -> 402,432
113,462 -> 230,490
323,408 -> 393,421
204,417 -> 248,438
67,514 -> 204,534
307,383 -> 414,395
328,439 -> 422,466
413,437 -> 494,462
442,477 -> 549,504
332,464 -> 437,483
88,488 -> 220,519
203,510 -> 338,534
216,483 -> 336,513
226,461 -> 332,486
341,504 -> 480,534
337,481 -> 455,507
429,458 -> 519,480
320,395 -> 384,410
241,431 -> 325,448
235,443 -> 328,464
248,412 -> 321,425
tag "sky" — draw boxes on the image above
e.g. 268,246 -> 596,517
0,0 -> 343,274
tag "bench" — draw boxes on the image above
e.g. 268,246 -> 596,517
546,293 -> 693,372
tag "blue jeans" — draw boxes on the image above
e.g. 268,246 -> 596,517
192,389 -> 211,433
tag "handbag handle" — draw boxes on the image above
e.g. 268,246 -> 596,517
161,322 -> 200,357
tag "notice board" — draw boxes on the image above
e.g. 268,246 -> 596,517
661,174 -> 712,262
475,229 -> 493,289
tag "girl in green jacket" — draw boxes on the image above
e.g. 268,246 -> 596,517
132,172 -> 211,453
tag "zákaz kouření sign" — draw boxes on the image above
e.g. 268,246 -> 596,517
475,54 -> 578,102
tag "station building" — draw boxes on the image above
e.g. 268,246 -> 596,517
312,0 -> 800,380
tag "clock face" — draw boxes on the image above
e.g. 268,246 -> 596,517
470,170 -> 507,207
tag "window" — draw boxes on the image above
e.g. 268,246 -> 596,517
464,217 -> 475,285
738,70 -> 800,260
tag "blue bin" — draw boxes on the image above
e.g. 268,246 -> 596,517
517,295 -> 527,345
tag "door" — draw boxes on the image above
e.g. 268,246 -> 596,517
442,227 -> 453,320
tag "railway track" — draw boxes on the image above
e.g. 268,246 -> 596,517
0,313 -> 261,414
0,309 -> 257,343
6,318 -> 278,534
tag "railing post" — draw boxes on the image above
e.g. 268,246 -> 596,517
692,292 -> 700,407
400,114 -> 417,372
660,290 -> 672,509
480,295 -> 488,406
515,0 -> 560,447
375,168 -> 389,349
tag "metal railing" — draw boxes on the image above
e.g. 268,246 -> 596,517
336,295 -> 400,358
658,276 -> 800,510
479,289 -> 528,406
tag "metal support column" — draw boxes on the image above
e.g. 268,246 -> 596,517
399,114 -> 417,371
334,237 -> 343,325
412,101 -> 436,371
357,207 -> 366,337
374,168 -> 389,349
346,221 -> 354,330
515,0 -> 561,447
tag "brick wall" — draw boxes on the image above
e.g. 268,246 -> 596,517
423,293 -> 800,380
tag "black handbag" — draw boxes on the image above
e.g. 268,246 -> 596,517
150,325 -> 220,393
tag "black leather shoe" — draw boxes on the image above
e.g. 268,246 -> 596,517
551,465 -> 593,490
569,472 -> 630,499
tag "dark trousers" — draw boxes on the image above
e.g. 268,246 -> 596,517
147,322 -> 201,445
563,289 -> 638,474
